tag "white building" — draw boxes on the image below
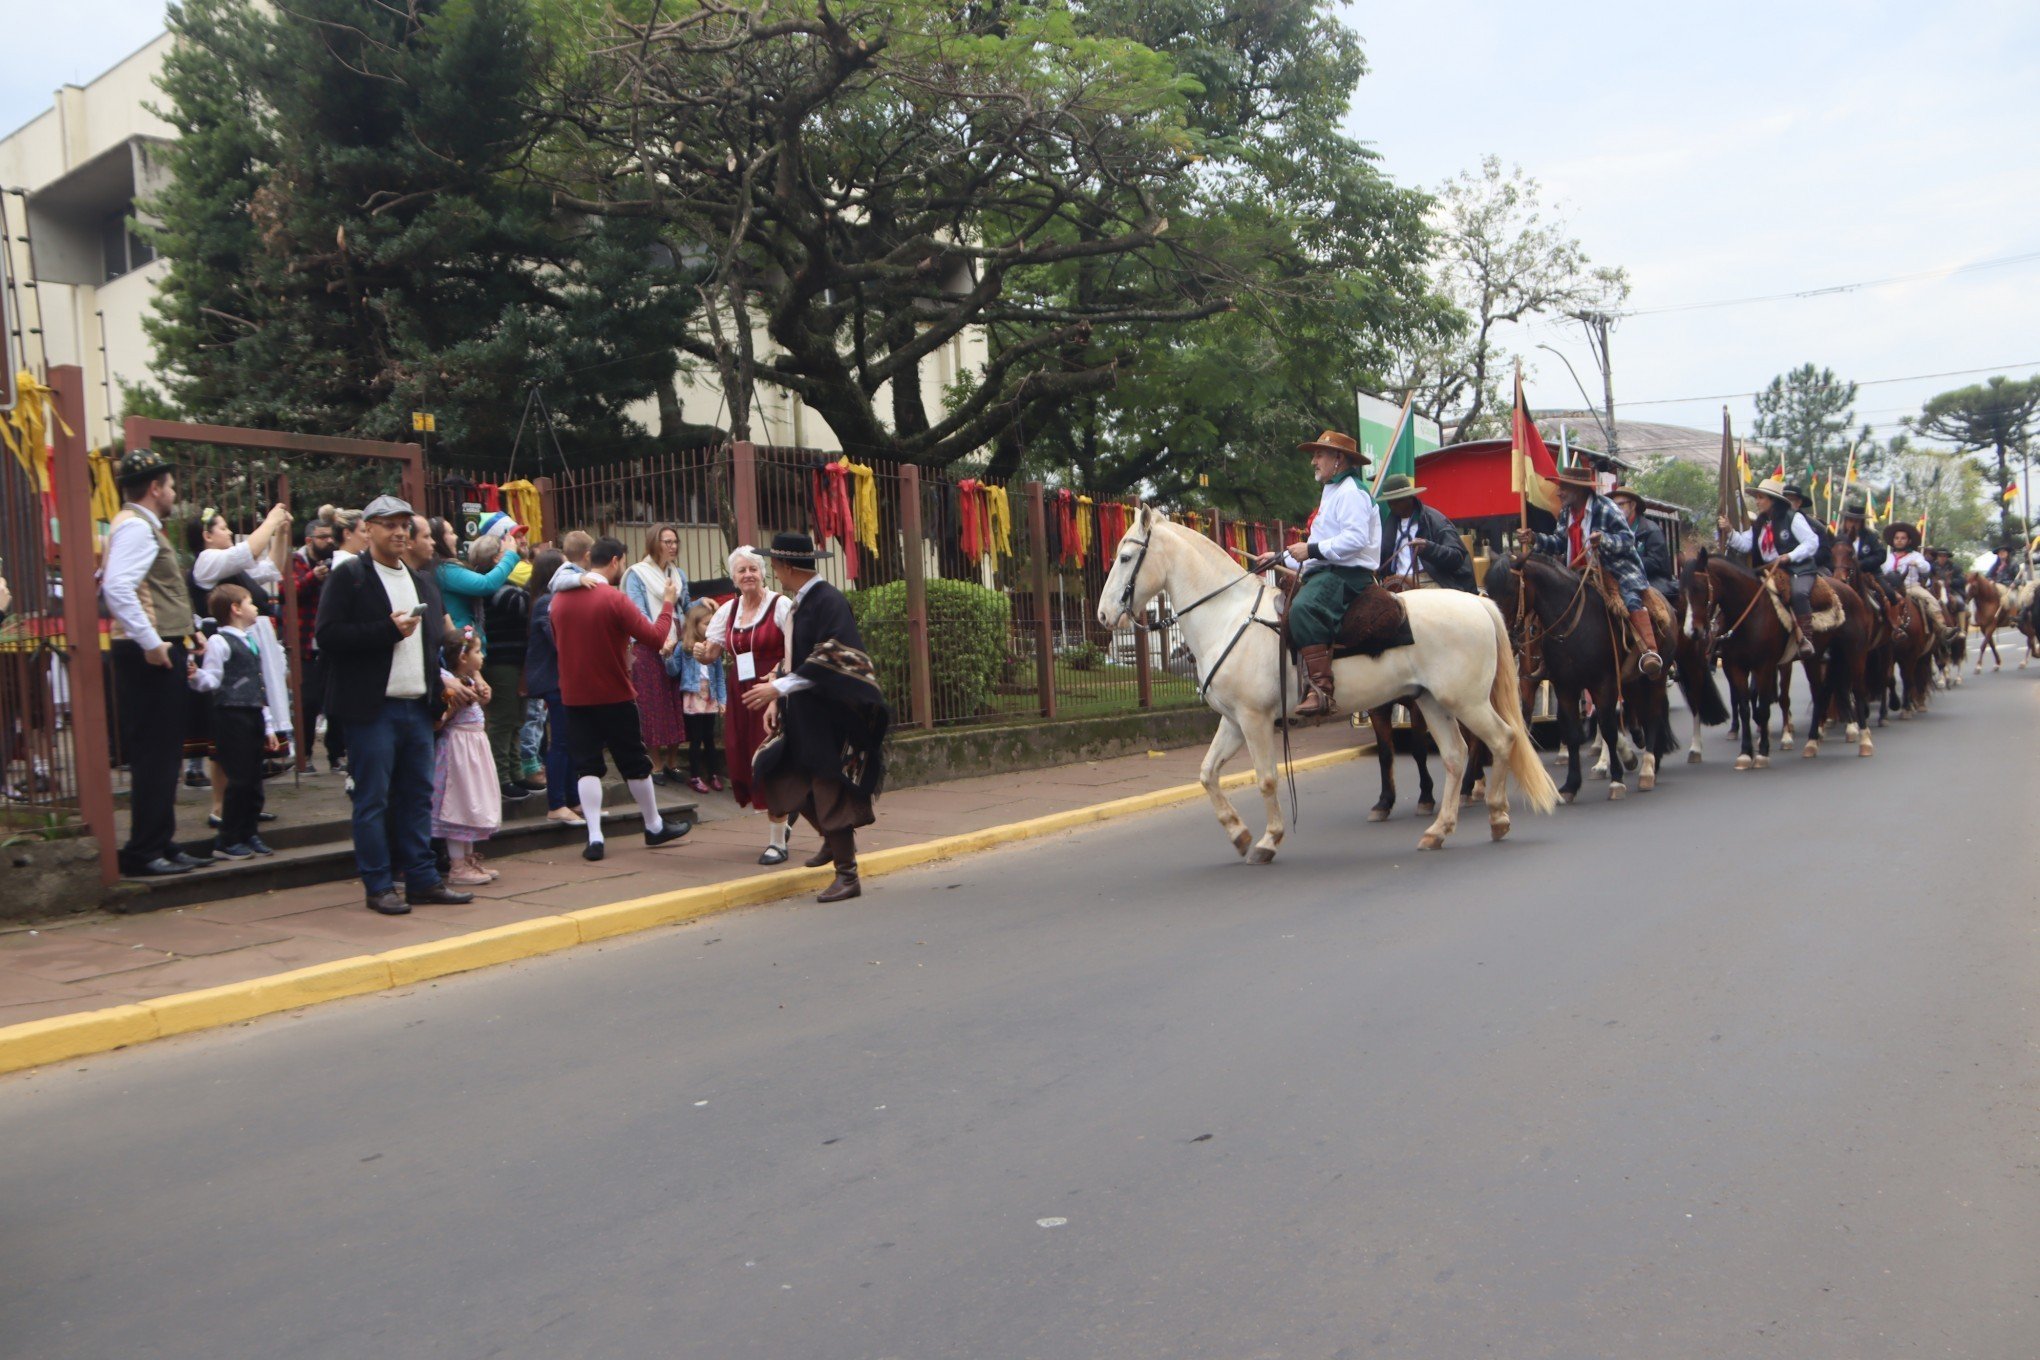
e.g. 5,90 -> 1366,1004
0,31 -> 985,456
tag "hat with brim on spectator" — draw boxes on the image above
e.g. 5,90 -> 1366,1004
762,531 -> 831,568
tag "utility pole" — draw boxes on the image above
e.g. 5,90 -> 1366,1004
1574,310 -> 1619,459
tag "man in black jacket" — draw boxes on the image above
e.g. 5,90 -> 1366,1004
313,495 -> 474,916
1610,486 -> 1680,606
742,533 -> 890,903
1374,474 -> 1476,592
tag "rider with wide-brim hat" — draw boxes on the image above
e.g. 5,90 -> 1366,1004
1519,465 -> 1664,678
1721,477 -> 1821,630
1248,430 -> 1382,715
1879,517 -> 1949,640
1608,484 -> 1679,606
1376,472 -> 1475,592
1834,485 -> 1888,579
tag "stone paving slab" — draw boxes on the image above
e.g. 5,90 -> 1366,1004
0,722 -> 1365,1025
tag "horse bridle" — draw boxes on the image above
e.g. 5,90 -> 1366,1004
1117,531 -> 1280,696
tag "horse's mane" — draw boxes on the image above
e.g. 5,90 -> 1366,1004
1516,551 -> 1579,582
1161,518 -> 1247,573
1696,549 -> 1759,587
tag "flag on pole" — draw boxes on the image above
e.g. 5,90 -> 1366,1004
1511,365 -> 1559,517
1884,486 -> 1897,520
1844,444 -> 1858,484
2003,480 -> 2020,504
1371,392 -> 1418,495
1718,407 -> 1748,533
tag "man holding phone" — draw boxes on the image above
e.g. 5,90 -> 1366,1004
314,495 -> 475,915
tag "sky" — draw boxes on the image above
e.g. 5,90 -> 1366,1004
5,1 -> 2038,457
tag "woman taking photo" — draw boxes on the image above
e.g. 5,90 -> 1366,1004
694,545 -> 794,864
623,523 -> 690,783
185,501 -> 294,823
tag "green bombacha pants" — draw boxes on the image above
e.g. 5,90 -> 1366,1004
1286,564 -> 1377,649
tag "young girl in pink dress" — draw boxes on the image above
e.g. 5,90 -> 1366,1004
433,629 -> 502,885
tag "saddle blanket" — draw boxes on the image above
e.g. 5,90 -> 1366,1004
1330,585 -> 1416,658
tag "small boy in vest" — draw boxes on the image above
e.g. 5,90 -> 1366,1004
188,583 -> 280,858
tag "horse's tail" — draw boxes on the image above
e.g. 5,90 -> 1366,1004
1486,600 -> 1558,814
1679,645 -> 1731,726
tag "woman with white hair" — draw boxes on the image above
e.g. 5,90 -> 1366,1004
694,544 -> 795,864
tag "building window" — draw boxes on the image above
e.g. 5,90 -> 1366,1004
101,211 -> 155,282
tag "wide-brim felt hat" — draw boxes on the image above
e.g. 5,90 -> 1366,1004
1375,472 -> 1425,502
1838,486 -> 1870,517
1297,430 -> 1369,464
1782,482 -> 1811,503
115,448 -> 172,483
1546,465 -> 1600,491
762,530 -> 832,565
1608,483 -> 1646,507
1882,521 -> 1920,546
1748,477 -> 1792,504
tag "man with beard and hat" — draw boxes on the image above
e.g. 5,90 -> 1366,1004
1721,477 -> 1822,633
100,449 -> 214,876
1520,465 -> 1665,678
1375,472 -> 1475,593
1247,430 -> 1382,716
742,532 -> 890,903
1881,519 -> 1949,641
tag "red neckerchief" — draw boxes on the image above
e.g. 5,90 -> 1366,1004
1567,510 -> 1586,566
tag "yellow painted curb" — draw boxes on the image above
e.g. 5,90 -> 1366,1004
147,956 -> 394,1038
0,744 -> 1366,1076
382,916 -> 583,988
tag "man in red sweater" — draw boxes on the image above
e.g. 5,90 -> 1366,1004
550,536 -> 692,861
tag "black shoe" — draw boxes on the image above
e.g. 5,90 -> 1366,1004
182,770 -> 208,789
515,777 -> 548,793
257,811 -> 277,823
214,842 -> 257,860
583,841 -> 606,862
406,883 -> 475,906
131,857 -> 193,877
365,889 -> 410,915
246,835 -> 275,857
645,820 -> 692,848
207,814 -> 222,829
175,847 -> 217,868
758,844 -> 789,866
500,782 -> 534,802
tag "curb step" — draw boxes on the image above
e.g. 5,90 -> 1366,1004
109,798 -> 698,912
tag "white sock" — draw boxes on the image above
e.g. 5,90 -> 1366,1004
769,819 -> 789,850
627,777 -> 663,834
578,776 -> 606,842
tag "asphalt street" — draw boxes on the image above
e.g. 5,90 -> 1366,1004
6,666 -> 2038,1360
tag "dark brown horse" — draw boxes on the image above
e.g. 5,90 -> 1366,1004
1684,551 -> 1797,769
1775,558 -> 1875,759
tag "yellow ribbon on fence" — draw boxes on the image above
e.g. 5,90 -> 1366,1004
984,483 -> 1013,560
1,369 -> 72,490
499,478 -> 544,544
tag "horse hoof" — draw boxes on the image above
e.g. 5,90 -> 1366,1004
1688,751 -> 1703,764
1469,780 -> 1486,799
1559,789 -> 1576,804
1418,833 -> 1444,851
1416,801 -> 1436,816
1802,742 -> 1819,759
1845,724 -> 1860,742
1733,754 -> 1753,771
1247,846 -> 1276,865
1367,808 -> 1390,823
1780,735 -> 1795,750
1607,783 -> 1626,801
1231,829 -> 1251,856
1858,741 -> 1874,757
1489,818 -> 1511,841
1753,754 -> 1771,769
1639,773 -> 1655,791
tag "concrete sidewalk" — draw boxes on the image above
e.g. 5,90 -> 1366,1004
0,721 -> 1369,1027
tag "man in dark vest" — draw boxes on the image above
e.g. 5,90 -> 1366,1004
99,449 -> 213,877
743,532 -> 890,903
1375,473 -> 1475,592
1784,482 -> 1837,571
1722,477 -> 1821,631
1609,485 -> 1679,607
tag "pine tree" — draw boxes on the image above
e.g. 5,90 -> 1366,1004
144,0 -> 696,467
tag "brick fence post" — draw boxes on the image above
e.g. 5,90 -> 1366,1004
899,464 -> 933,729
732,440 -> 761,548
50,367 -> 121,887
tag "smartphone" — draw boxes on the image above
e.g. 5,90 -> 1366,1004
410,604 -> 429,618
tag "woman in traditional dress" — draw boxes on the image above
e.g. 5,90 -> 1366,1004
623,523 -> 690,782
694,545 -> 794,864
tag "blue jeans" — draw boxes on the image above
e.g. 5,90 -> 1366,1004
517,697 -> 547,778
540,692 -> 573,810
344,697 -> 440,895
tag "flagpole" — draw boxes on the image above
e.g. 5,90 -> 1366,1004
1373,391 -> 1414,497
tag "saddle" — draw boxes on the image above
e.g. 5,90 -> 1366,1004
1277,576 -> 1416,658
1765,563 -> 1845,636
1582,561 -> 1673,678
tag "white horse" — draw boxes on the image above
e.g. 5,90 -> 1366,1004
1098,509 -> 1557,861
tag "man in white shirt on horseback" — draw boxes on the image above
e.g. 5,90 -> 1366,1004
1248,430 -> 1381,717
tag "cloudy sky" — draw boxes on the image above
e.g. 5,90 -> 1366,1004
6,1 -> 2037,454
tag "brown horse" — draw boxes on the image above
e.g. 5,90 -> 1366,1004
1831,544 -> 1935,725
1778,557 -> 1876,759
1967,575 -> 2038,672
1684,551 -> 1798,769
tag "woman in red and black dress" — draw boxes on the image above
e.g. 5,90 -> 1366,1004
694,546 -> 795,864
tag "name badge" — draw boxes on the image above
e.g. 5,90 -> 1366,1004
735,651 -> 758,682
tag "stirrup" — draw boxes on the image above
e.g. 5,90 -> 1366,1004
1639,649 -> 1664,677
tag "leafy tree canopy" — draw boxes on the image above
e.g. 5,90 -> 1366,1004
1751,363 -> 1857,484
1909,374 -> 2040,540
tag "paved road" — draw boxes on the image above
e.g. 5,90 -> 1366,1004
6,668 -> 2038,1359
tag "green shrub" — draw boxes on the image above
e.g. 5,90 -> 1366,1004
1062,640 -> 1104,671
849,577 -> 1012,713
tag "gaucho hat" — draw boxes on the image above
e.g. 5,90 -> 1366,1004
1838,485 -> 1870,518
1375,472 -> 1425,502
1748,476 -> 1792,505
1297,430 -> 1369,464
1608,484 -> 1646,508
1882,521 -> 1920,547
763,530 -> 832,568
1546,464 -> 1600,492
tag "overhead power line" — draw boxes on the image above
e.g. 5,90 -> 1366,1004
1614,360 -> 2040,409
1621,249 -> 2040,317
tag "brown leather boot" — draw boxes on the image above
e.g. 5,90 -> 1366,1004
1297,644 -> 1337,715
817,869 -> 862,902
1626,608 -> 1664,678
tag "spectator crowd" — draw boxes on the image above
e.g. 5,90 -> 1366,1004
95,451 -> 889,913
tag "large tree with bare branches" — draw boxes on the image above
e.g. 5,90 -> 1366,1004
551,0 -> 1261,467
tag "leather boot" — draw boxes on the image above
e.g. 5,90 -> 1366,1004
817,868 -> 862,903
1626,608 -> 1664,679
1297,645 -> 1337,715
